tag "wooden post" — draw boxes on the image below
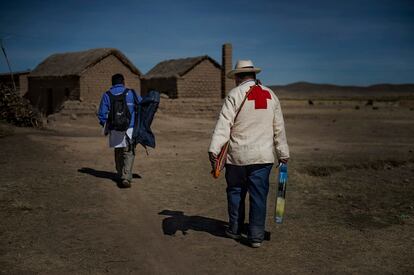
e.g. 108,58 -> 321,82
0,38 -> 17,93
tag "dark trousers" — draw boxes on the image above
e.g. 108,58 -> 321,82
225,163 -> 273,242
114,144 -> 135,182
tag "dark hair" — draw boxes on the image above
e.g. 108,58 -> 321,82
111,74 -> 125,85
235,72 -> 256,80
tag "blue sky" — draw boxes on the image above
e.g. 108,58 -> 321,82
0,0 -> 413,85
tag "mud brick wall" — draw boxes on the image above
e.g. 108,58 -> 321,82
27,76 -> 79,114
80,54 -> 141,103
177,60 -> 221,98
141,77 -> 177,98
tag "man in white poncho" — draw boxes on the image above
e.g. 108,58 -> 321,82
209,60 -> 289,248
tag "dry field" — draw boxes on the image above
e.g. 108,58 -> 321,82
0,100 -> 413,274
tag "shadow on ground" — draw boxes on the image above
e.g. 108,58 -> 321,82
78,167 -> 141,186
158,210 -> 270,245
158,210 -> 271,243
158,210 -> 228,238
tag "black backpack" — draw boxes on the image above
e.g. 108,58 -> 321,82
106,89 -> 131,131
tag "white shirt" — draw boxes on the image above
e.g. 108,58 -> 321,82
109,128 -> 133,148
209,80 -> 289,165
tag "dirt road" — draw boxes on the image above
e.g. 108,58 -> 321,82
1,103 -> 413,274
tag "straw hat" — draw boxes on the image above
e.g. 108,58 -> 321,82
227,60 -> 261,79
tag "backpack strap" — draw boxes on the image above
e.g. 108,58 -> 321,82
130,89 -> 140,104
233,82 -> 258,122
105,90 -> 113,100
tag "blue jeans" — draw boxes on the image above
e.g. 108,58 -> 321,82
225,163 -> 273,242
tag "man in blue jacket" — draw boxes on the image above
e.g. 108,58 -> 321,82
97,74 -> 142,188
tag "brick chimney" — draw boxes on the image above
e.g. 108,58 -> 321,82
221,43 -> 235,98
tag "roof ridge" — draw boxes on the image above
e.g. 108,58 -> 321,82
144,55 -> 220,79
30,48 -> 141,77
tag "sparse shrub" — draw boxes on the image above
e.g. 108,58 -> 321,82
0,84 -> 42,127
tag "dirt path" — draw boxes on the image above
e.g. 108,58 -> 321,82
1,105 -> 413,274
0,122 -> 199,274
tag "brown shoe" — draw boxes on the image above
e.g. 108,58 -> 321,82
250,242 -> 261,248
225,229 -> 241,240
121,179 -> 131,188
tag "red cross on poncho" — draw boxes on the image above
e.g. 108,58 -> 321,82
247,86 -> 271,109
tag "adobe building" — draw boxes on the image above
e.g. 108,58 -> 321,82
27,48 -> 141,115
0,70 -> 30,96
141,55 -> 221,99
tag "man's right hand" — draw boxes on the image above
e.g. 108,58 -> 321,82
208,152 -> 217,171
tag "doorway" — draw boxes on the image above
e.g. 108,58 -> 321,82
46,88 -> 53,115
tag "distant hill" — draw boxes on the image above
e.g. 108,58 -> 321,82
269,82 -> 414,100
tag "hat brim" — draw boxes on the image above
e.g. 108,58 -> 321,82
227,67 -> 261,79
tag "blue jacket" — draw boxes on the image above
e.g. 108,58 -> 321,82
132,90 -> 160,148
97,84 -> 142,128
